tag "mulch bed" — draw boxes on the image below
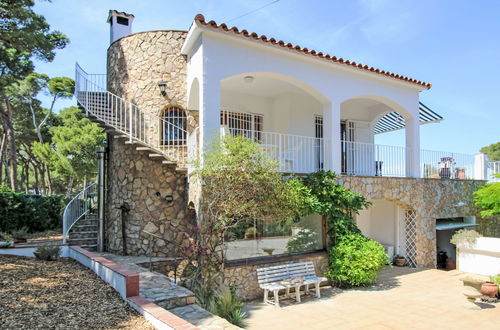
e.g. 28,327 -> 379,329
0,255 -> 154,329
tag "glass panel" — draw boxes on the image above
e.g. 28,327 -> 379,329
224,214 -> 324,260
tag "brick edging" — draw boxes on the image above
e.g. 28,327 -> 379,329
69,246 -> 200,330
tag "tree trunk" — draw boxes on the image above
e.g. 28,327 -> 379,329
33,161 -> 40,194
0,99 -> 18,191
25,160 -> 30,193
66,176 -> 74,198
0,133 -> 5,186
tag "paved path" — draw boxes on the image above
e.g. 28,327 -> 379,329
243,267 -> 499,329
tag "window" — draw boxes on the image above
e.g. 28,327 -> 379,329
315,116 -> 324,170
220,110 -> 263,142
161,106 -> 187,146
224,214 -> 325,260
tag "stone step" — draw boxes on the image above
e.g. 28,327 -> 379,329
176,168 -> 187,173
169,304 -> 240,329
162,160 -> 176,165
68,237 -> 98,245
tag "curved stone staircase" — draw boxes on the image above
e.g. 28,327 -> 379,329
75,63 -> 190,173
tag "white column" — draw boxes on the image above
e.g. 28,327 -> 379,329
323,101 -> 341,173
405,115 -> 421,178
474,153 -> 488,180
199,75 -> 220,161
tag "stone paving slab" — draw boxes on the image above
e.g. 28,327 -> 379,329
97,252 -> 237,329
170,304 -> 240,330
243,267 -> 500,329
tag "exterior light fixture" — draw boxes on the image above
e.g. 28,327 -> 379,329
164,194 -> 174,203
158,81 -> 168,97
243,76 -> 254,83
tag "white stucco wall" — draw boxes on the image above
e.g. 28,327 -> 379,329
184,27 -> 423,175
458,237 -> 500,276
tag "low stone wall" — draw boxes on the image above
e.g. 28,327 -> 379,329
339,175 -> 486,267
477,215 -> 500,238
223,252 -> 328,301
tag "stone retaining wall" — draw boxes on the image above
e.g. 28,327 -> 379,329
224,252 -> 328,301
339,175 -> 486,267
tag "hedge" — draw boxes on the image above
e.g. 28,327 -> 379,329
0,191 -> 67,233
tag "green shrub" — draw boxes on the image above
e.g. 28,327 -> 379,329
0,192 -> 67,233
489,274 -> 500,285
34,245 -> 61,261
325,234 -> 388,287
209,286 -> 247,328
450,229 -> 482,247
286,228 -> 319,253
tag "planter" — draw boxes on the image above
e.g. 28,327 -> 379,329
244,233 -> 262,240
13,237 -> 27,244
480,282 -> 499,298
394,257 -> 406,266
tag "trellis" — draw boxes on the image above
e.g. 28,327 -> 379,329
405,209 -> 417,267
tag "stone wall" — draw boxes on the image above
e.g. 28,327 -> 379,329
105,138 -> 196,256
224,253 -> 328,301
338,175 -> 486,267
477,215 -> 500,238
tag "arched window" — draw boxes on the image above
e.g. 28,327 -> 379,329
161,106 -> 187,146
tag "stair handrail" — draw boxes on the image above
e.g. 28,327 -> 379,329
62,182 -> 98,244
75,63 -> 188,166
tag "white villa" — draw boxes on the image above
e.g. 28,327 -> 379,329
69,10 -> 495,299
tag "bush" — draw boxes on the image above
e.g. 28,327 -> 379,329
0,192 -> 67,233
325,234 -> 388,287
34,245 -> 61,261
209,286 -> 247,328
286,228 -> 319,253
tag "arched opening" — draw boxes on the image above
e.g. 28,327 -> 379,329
355,199 -> 417,267
160,106 -> 187,146
340,96 -> 413,177
220,72 -> 329,173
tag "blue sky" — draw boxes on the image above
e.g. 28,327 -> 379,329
33,0 -> 499,155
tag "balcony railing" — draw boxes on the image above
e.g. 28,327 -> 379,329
222,127 -> 329,174
488,161 -> 500,182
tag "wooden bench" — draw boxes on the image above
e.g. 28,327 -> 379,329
256,261 -> 327,307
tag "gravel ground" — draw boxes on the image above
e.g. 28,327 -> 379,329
0,255 -> 154,329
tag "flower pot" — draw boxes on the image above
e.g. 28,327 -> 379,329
480,282 -> 499,298
394,257 -> 406,266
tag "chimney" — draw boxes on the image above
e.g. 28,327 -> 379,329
107,10 -> 135,44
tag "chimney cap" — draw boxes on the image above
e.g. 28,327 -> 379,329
107,9 -> 135,23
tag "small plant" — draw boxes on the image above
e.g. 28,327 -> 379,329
34,245 -> 61,261
0,232 -> 13,248
286,228 -> 319,253
450,229 -> 482,247
489,274 -> 500,285
245,227 -> 257,235
11,226 -> 29,240
209,286 -> 247,328
325,234 -> 388,287
393,254 -> 406,266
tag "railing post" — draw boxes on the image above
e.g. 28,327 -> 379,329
97,147 -> 106,252
474,153 -> 488,180
128,102 -> 133,143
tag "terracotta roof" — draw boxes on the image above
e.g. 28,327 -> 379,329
193,14 -> 431,89
108,9 -> 135,21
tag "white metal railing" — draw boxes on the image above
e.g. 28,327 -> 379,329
341,140 -> 406,177
62,182 -> 98,244
488,161 -> 500,182
222,127 -> 329,173
420,149 -> 475,179
75,63 -> 188,166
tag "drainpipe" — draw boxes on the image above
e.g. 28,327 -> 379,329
118,202 -> 130,256
97,147 -> 106,252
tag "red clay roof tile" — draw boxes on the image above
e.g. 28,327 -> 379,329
193,14 -> 431,89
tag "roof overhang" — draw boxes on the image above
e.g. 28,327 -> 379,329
181,14 -> 432,91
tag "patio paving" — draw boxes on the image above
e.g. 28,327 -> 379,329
243,267 -> 499,329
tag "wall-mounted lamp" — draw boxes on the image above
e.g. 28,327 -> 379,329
158,81 -> 168,97
164,194 -> 174,203
243,75 -> 254,84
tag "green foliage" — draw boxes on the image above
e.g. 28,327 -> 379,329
474,182 -> 500,217
480,142 -> 500,161
0,191 -> 66,233
0,0 -> 69,90
34,244 -> 61,261
489,274 -> 500,285
301,171 -> 371,245
286,229 -> 319,253
208,286 -> 247,328
450,229 -> 482,246
326,234 -> 388,287
11,226 -> 29,238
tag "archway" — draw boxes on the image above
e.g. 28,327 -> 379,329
340,95 -> 416,177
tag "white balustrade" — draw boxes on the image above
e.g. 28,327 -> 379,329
488,161 -> 500,182
75,63 -> 188,166
420,149 -> 475,179
62,182 -> 97,244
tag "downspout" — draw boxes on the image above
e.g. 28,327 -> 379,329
97,147 -> 106,252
